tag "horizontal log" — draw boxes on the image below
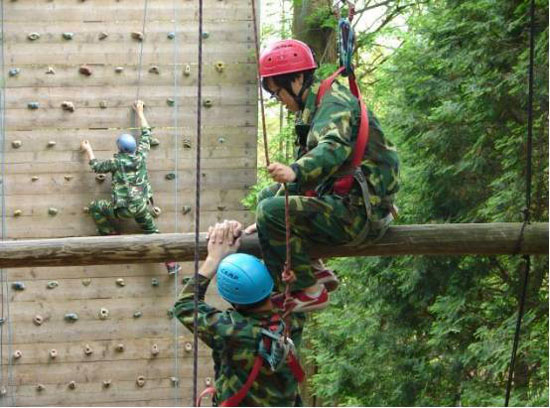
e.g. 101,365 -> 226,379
0,223 -> 546,268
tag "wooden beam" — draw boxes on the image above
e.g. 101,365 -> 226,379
0,223 -> 547,268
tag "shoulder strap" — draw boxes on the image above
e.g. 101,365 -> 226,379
219,314 -> 304,407
316,68 -> 370,196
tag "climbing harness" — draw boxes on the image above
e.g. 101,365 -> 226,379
196,314 -> 305,407
504,0 -> 536,404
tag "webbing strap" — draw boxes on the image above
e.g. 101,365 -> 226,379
316,67 -> 370,196
220,355 -> 264,407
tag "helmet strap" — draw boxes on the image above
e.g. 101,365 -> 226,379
286,73 -> 314,111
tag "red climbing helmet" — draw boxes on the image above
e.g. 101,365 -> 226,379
259,39 -> 317,78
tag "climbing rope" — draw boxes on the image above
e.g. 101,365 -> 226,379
193,0 -> 205,404
135,0 -> 149,100
171,0 -> 181,404
250,0 -> 294,341
504,0 -> 536,404
0,0 -> 16,404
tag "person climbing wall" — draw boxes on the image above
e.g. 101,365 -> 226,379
80,100 -> 181,275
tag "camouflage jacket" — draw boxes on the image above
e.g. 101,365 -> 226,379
89,127 -> 153,209
174,275 -> 306,407
290,76 -> 400,215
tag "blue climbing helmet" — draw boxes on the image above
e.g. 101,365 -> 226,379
217,254 -> 274,305
116,133 -> 137,153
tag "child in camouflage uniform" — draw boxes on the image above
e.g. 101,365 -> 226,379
81,100 -> 180,275
246,39 -> 400,312
174,221 -> 305,406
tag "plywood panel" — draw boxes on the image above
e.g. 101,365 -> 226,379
0,0 -> 258,404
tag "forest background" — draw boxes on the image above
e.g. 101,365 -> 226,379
244,0 -> 549,406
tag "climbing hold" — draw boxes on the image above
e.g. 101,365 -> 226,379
167,309 -> 174,319
8,68 -> 20,77
64,313 -> 79,322
33,315 -> 44,326
62,32 -> 74,40
205,377 -> 212,386
183,64 -> 191,76
151,278 -> 159,287
217,205 -> 226,211
12,282 -> 25,291
170,377 -> 179,386
131,31 -> 144,41
150,138 -> 160,147
136,376 -> 146,387
215,61 -> 225,73
182,205 -> 191,215
61,101 -> 75,112
0,318 -> 4,326
98,32 -> 109,40
13,209 -> 22,217
13,350 -> 22,359
44,66 -> 56,75
166,98 -> 175,106
202,32 -> 210,39
151,344 -> 159,356
27,32 -> 40,41
151,206 -> 162,217
218,137 -> 225,144
36,384 -> 45,392
82,278 -> 91,286
0,386 -> 6,396
82,206 -> 90,214
116,278 -> 125,287
167,32 -> 176,39
99,100 -> 108,109
48,207 -> 59,216
165,172 -> 176,181
84,344 -> 93,355
79,65 -> 92,76
203,99 -> 213,108
49,349 -> 58,359
95,174 -> 106,182
184,342 -> 193,352
31,176 -> 39,182
64,175 -> 74,181
133,311 -> 142,318
68,381 -> 76,390
99,308 -> 109,320
27,102 -> 39,110
11,140 -> 22,148
148,66 -> 160,74
116,343 -> 125,352
182,139 -> 192,149
47,281 -> 59,289
115,66 -> 124,73
102,380 -> 111,388
47,141 -> 56,147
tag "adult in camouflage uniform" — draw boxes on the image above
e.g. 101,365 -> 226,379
81,100 -> 181,274
174,221 -> 305,407
248,39 -> 400,312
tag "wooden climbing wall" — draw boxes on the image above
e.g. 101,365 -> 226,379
0,0 -> 257,405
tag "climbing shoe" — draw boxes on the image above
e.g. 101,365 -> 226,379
310,259 -> 339,292
271,287 -> 329,313
165,261 -> 182,275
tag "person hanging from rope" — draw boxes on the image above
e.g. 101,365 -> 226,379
245,39 -> 400,312
80,100 -> 181,275
173,220 -> 306,407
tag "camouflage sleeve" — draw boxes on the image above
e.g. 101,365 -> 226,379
137,126 -> 152,158
173,275 -> 225,349
291,102 -> 353,188
89,158 -> 116,173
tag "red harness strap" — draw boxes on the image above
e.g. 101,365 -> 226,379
312,66 -> 370,196
215,315 -> 304,407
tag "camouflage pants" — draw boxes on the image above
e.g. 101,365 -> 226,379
256,183 -> 368,292
89,199 -> 159,235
